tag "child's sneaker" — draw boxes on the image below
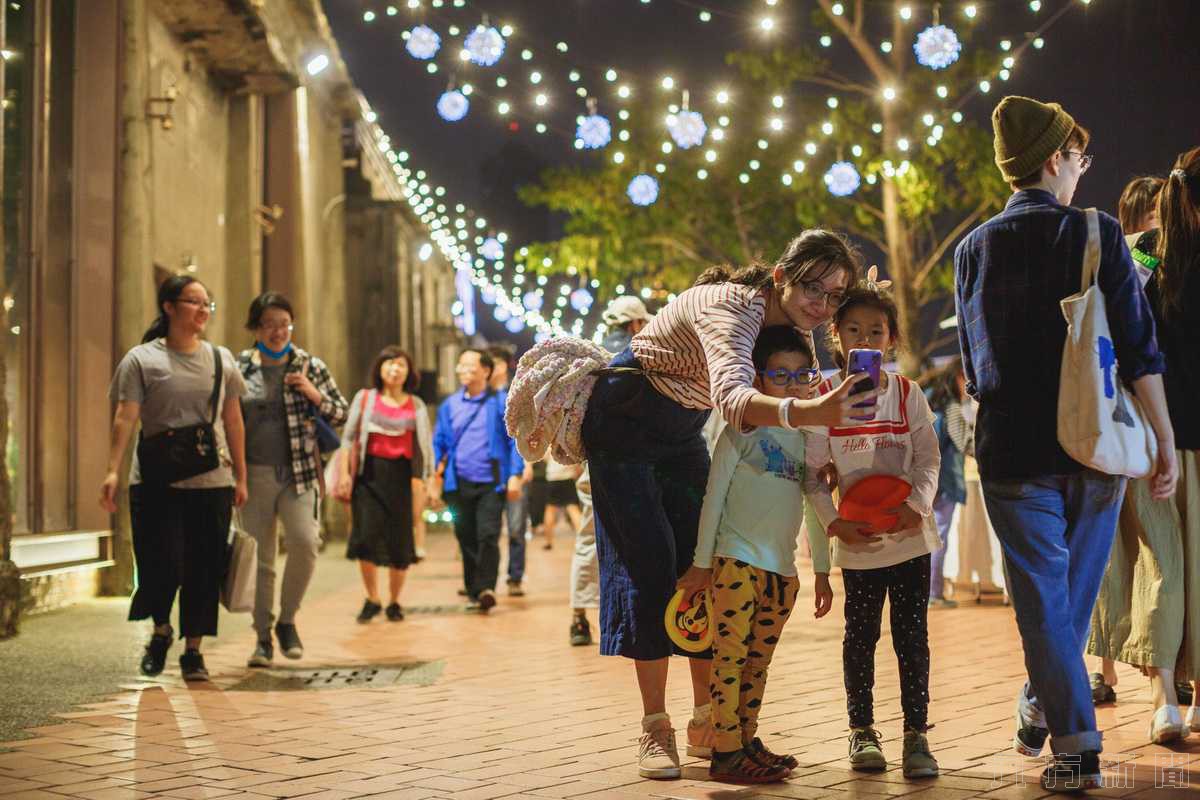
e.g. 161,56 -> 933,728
709,747 -> 790,785
686,716 -> 716,758
848,728 -> 887,772
748,737 -> 798,771
901,730 -> 939,778
1040,751 -> 1102,793
638,722 -> 681,779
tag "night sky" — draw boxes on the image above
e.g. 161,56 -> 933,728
323,0 -> 1200,347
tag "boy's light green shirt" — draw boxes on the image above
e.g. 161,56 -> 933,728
694,425 -> 830,577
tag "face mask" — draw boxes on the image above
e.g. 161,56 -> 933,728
256,340 -> 293,360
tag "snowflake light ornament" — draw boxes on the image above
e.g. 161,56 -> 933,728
437,90 -> 470,122
480,237 -> 504,260
523,291 -> 544,311
627,174 -> 660,206
576,114 -> 612,149
406,25 -> 441,60
667,110 -> 707,149
464,25 -> 505,66
914,24 -> 961,70
505,316 -> 526,333
569,288 -> 594,312
824,161 -> 861,197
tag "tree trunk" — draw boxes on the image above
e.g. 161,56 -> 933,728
879,107 -> 923,377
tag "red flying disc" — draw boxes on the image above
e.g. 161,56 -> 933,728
838,475 -> 912,533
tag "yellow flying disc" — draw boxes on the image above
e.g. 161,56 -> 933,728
664,587 -> 714,653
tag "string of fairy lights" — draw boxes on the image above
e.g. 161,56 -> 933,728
351,0 -> 1095,343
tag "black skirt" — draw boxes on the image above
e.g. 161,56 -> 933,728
346,455 -> 416,568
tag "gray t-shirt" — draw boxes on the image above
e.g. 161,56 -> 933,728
242,363 -> 290,467
109,339 -> 247,488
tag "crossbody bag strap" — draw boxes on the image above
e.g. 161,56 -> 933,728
1081,208 -> 1101,292
207,342 -> 223,425
449,389 -> 493,453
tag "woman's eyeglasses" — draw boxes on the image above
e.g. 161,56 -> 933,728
759,367 -> 821,387
175,298 -> 217,313
798,281 -> 847,309
259,321 -> 295,333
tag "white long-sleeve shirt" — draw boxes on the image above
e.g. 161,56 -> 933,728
803,372 -> 942,570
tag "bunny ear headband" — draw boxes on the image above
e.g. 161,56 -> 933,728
863,265 -> 893,292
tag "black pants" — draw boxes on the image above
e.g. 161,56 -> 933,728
128,484 -> 234,638
446,479 -> 504,598
842,554 -> 931,732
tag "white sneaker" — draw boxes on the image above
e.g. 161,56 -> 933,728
1186,706 -> 1200,732
1149,704 -> 1187,745
638,723 -> 681,779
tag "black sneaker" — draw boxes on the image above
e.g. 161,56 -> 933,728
247,639 -> 273,668
385,603 -> 405,621
274,623 -> 303,659
179,650 -> 209,682
570,615 -> 593,646
507,580 -> 525,597
140,627 -> 174,676
356,600 -> 383,624
1040,751 -> 1102,793
1178,681 -> 1194,706
1014,691 -> 1049,757
477,589 -> 497,612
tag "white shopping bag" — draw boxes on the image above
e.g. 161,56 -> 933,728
1057,208 -> 1158,478
221,513 -> 257,613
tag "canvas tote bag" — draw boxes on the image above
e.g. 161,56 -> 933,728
221,512 -> 257,613
1057,207 -> 1158,478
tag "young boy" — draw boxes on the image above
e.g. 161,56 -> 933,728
677,325 -> 833,784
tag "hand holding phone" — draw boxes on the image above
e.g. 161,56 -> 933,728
846,348 -> 883,421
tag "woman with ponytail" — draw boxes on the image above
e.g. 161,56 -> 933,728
100,275 -> 248,682
1089,147 -> 1200,743
523,230 -> 876,780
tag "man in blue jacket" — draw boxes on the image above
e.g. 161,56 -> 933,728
955,96 -> 1177,792
432,348 -> 524,613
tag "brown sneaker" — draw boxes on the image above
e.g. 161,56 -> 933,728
686,716 -> 716,758
748,737 -> 798,771
710,747 -> 790,785
638,723 -> 681,779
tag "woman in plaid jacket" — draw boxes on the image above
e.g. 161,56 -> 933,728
237,292 -> 349,668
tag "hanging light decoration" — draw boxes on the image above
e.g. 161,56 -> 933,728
522,291 -> 544,311
570,288 -> 594,312
576,114 -> 612,149
627,174 -> 660,206
493,305 -> 512,322
480,237 -> 504,260
824,161 -> 861,196
464,24 -> 505,66
406,25 -> 441,60
437,89 -> 470,122
480,284 -> 498,304
914,25 -> 961,69
666,89 -> 707,149
505,316 -> 526,333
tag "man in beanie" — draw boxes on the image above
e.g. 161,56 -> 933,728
955,97 -> 1177,791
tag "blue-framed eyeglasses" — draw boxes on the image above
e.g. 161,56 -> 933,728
759,367 -> 821,387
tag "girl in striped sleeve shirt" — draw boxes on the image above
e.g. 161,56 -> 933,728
581,230 -> 875,780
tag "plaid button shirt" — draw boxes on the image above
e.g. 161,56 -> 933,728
238,346 -> 350,494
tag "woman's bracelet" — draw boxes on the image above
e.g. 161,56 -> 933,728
778,396 -> 800,430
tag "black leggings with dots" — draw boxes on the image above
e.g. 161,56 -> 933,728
842,554 -> 931,732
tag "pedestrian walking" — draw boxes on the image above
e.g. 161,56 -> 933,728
431,348 -> 524,613
509,230 -> 872,780
100,275 -> 247,682
237,292 -> 348,667
540,455 -> 582,550
338,347 -> 434,623
924,358 -> 972,609
1088,148 -> 1200,743
803,274 -> 943,779
489,344 -> 528,596
676,325 -> 832,785
955,96 -> 1177,792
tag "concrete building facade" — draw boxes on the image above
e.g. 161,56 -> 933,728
0,0 -> 461,633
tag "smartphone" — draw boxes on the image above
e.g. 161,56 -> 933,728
846,348 -> 883,421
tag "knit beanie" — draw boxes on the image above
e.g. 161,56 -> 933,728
991,96 -> 1076,183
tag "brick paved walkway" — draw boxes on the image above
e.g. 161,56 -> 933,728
2,527 -> 1198,800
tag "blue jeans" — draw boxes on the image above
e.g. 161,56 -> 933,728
982,471 -> 1126,755
506,486 -> 528,584
929,495 -> 958,599
583,349 -> 711,660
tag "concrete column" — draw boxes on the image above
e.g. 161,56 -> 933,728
224,94 -> 264,339
101,0 -> 153,596
263,91 -> 301,308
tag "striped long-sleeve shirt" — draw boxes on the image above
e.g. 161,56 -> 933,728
630,283 -> 767,432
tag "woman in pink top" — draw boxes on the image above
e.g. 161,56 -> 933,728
580,230 -> 875,779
